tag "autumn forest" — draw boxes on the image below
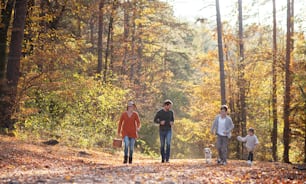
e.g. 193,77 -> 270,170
0,0 -> 305,170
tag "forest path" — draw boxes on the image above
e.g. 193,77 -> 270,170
0,136 -> 305,183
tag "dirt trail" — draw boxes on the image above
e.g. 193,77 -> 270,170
0,136 -> 305,183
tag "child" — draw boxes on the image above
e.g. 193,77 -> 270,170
237,128 -> 259,166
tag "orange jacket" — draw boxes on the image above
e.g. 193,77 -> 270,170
118,111 -> 141,139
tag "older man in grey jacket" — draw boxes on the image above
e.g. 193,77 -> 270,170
211,105 -> 234,165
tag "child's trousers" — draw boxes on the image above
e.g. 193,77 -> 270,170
247,151 -> 254,161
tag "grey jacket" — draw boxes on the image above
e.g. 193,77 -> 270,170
211,115 -> 234,138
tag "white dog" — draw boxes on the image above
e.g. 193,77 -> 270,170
204,148 -> 212,164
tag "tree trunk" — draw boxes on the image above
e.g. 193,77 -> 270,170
129,3 -> 137,82
304,116 -> 306,163
121,0 -> 130,76
302,84 -> 306,163
0,0 -> 15,83
4,0 -> 27,129
109,23 -> 114,73
0,0 -> 15,130
215,0 -> 226,105
90,17 -> 95,51
104,3 -> 115,83
7,0 -> 27,84
226,48 -> 240,159
97,0 -> 104,74
283,0 -> 294,163
271,0 -> 278,162
237,0 -> 247,159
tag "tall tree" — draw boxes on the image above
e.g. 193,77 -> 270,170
130,2 -> 140,84
0,0 -> 15,130
283,0 -> 294,163
4,0 -> 27,129
121,0 -> 130,76
271,0 -> 278,162
237,0 -> 247,158
104,1 -> 117,83
97,0 -> 105,74
215,0 -> 226,105
0,0 -> 15,82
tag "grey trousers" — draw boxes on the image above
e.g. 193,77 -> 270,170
216,135 -> 229,162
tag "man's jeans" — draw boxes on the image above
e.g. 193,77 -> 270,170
123,136 -> 135,157
160,129 -> 172,161
216,135 -> 229,162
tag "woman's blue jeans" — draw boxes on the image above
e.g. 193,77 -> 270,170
159,129 -> 172,161
123,136 -> 135,157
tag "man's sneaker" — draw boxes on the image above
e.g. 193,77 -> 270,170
222,161 -> 227,165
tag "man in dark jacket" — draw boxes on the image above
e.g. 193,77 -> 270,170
154,99 -> 174,163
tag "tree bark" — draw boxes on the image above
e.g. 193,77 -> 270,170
283,0 -> 294,163
121,0 -> 130,76
109,23 -> 114,73
7,0 -> 27,84
4,0 -> 27,129
0,0 -> 15,83
97,0 -> 104,74
129,2 -> 137,82
215,0 -> 226,105
0,0 -> 15,130
90,17 -> 95,51
271,0 -> 278,162
104,2 -> 116,83
237,0 -> 247,158
304,114 -> 306,163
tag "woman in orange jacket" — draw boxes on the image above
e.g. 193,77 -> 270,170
117,101 -> 141,164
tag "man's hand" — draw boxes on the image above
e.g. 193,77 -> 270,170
160,120 -> 165,125
170,121 -> 174,126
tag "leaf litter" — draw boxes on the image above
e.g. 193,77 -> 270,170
0,136 -> 305,183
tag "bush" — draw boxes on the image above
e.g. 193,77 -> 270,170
15,75 -> 127,148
